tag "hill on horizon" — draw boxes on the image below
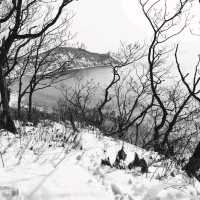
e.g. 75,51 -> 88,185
27,46 -> 117,73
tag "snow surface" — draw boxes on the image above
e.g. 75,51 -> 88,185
0,121 -> 199,200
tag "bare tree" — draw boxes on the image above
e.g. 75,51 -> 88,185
0,0 -> 74,132
16,30 -> 75,121
108,67 -> 153,142
97,43 -> 146,129
174,44 -> 200,179
139,0 -> 192,152
56,78 -> 99,130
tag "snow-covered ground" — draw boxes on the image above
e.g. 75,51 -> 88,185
0,121 -> 199,200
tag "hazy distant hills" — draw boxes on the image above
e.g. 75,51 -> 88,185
53,47 -> 113,66
34,47 -> 117,73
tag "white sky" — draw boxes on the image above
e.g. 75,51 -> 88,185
67,0 -> 200,73
69,0 -> 150,53
69,0 -> 199,49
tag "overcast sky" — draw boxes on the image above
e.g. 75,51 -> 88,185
67,0 -> 200,73
69,0 -> 199,49
69,0 -> 150,52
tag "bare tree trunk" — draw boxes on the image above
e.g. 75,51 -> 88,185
17,95 -> 22,119
28,90 -> 33,122
98,66 -> 120,128
153,125 -> 160,151
69,112 -> 78,133
183,142 -> 200,179
0,68 -> 16,133
17,78 -> 24,119
0,48 -> 16,133
135,124 -> 139,146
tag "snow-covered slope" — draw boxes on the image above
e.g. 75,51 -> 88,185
0,122 -> 199,200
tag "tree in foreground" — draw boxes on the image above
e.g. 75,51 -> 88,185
0,0 -> 75,133
139,0 -> 193,153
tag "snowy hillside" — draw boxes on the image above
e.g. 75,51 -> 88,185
0,122 -> 199,200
